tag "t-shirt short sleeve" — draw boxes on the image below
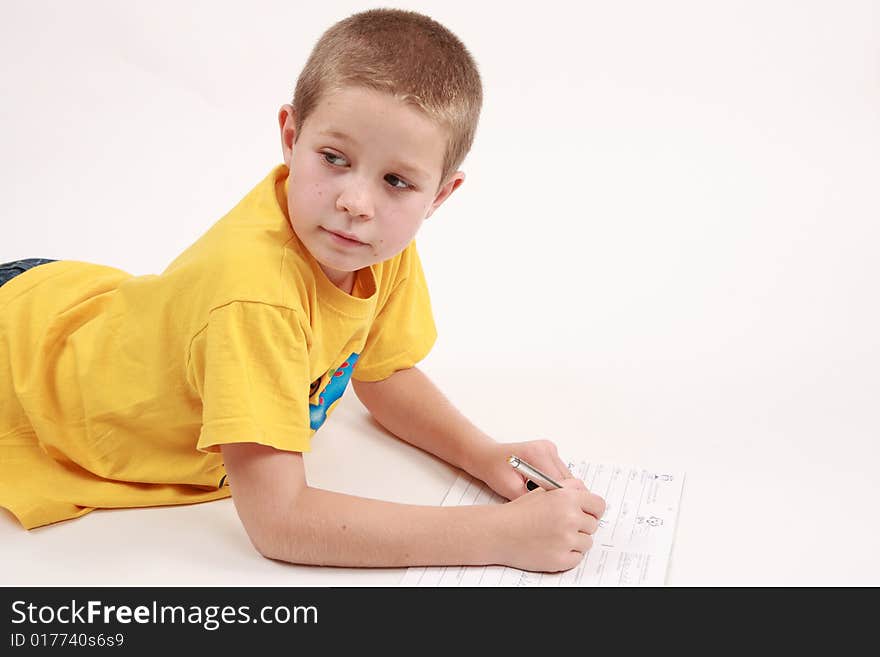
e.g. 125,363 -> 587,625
352,243 -> 437,382
187,301 -> 314,454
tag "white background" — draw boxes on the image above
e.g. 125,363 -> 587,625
1,0 -> 878,586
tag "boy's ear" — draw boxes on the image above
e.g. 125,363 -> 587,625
278,104 -> 298,165
425,172 -> 465,220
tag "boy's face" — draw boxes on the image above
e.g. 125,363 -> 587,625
279,86 -> 464,290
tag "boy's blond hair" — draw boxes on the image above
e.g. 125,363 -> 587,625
292,8 -> 482,188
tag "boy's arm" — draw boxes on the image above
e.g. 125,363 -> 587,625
352,367 -> 576,501
220,442 -> 599,571
351,366 -> 497,480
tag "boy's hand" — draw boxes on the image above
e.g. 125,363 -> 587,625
496,478 -> 606,572
467,439 -> 576,501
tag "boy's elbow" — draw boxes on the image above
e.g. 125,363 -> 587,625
247,516 -> 281,560
245,489 -> 325,566
221,442 -> 310,562
246,501 -> 302,563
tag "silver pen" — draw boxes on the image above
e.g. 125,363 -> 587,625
507,455 -> 563,491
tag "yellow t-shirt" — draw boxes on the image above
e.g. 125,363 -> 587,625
0,164 -> 436,529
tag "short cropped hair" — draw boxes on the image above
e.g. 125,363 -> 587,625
292,8 -> 483,188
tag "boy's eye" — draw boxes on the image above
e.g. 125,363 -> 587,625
322,151 -> 411,191
385,174 -> 410,190
322,152 -> 347,166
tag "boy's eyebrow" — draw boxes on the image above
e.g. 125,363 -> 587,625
318,129 -> 431,183
320,129 -> 360,145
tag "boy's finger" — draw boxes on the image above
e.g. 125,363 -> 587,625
579,514 -> 599,535
553,454 -> 574,480
559,477 -> 586,491
578,491 -> 606,518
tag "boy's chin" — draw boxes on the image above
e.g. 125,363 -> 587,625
314,254 -> 364,275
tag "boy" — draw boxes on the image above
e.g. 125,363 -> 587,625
0,9 -> 604,573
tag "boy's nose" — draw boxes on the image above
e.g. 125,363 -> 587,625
335,182 -> 374,219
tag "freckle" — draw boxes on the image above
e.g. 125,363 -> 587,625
341,524 -> 347,531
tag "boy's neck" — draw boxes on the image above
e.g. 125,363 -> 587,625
319,264 -> 356,295
335,271 -> 355,296
341,273 -> 355,295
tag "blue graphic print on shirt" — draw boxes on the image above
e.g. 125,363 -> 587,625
309,353 -> 360,430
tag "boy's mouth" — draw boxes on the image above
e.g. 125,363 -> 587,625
323,227 -> 367,246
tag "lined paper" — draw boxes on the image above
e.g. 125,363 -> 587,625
401,460 -> 685,586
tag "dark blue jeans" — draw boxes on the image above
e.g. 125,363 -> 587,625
0,259 -> 58,287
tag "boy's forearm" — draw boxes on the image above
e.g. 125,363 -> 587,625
260,486 -> 505,567
250,367 -> 505,568
352,367 -> 495,475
